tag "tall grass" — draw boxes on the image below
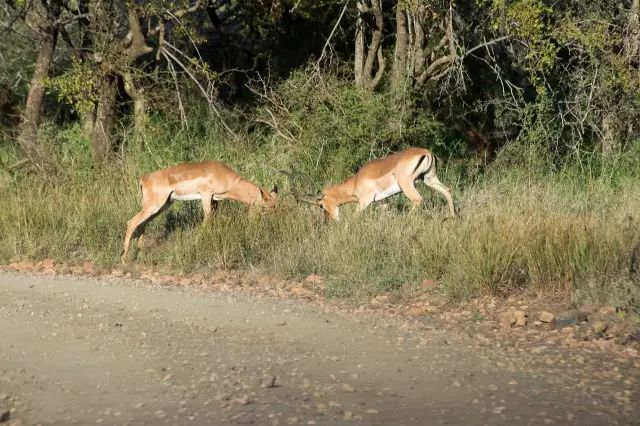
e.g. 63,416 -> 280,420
1,140 -> 638,310
1,71 -> 639,310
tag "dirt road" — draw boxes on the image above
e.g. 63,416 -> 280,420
0,272 -> 638,425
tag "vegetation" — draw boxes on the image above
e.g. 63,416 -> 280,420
1,1 -> 639,309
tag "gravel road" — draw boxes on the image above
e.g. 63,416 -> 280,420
0,272 -> 637,425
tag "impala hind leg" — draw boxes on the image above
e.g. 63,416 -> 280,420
424,175 -> 456,217
122,198 -> 171,263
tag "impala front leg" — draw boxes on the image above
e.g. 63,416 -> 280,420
201,193 -> 215,220
397,178 -> 423,210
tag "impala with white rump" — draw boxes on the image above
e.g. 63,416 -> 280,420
304,147 -> 455,220
122,161 -> 277,262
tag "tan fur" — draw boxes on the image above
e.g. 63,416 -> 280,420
122,161 -> 277,262
318,147 -> 455,220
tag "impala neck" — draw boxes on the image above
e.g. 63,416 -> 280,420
227,178 -> 263,206
323,176 -> 357,205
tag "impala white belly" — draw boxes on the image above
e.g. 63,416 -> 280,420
171,193 -> 202,201
373,183 -> 401,201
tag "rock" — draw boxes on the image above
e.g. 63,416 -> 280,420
421,279 -> 435,289
407,305 -> 428,316
598,305 -> 616,316
111,269 -> 124,277
498,309 -> 526,328
0,409 -> 10,423
539,311 -> 554,323
498,310 -> 516,329
39,258 -> 56,275
514,310 -> 527,327
342,383 -> 354,392
261,374 -> 277,388
82,261 -> 95,275
291,286 -> 313,299
371,295 -> 389,306
592,320 -> 608,335
234,395 -> 251,406
553,309 -> 588,329
304,274 -> 324,285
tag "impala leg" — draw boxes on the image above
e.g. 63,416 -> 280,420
122,200 -> 171,263
398,178 -> 423,210
356,195 -> 375,213
201,193 -> 214,221
424,175 -> 456,217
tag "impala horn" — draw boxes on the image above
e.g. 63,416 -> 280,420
278,169 -> 321,206
296,194 -> 321,205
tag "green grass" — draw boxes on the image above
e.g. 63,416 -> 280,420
1,144 -> 638,310
1,70 -> 639,310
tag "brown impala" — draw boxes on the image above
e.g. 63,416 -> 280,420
122,161 -> 277,262
307,147 -> 456,220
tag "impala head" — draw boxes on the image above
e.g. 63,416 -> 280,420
258,186 -> 279,211
296,193 -> 340,221
316,194 -> 339,221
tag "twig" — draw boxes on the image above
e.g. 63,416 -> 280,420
462,36 -> 510,59
161,46 -> 236,137
315,0 -> 349,69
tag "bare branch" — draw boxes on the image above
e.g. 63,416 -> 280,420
462,36 -> 510,59
315,0 -> 349,69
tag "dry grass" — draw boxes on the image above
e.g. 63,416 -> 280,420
1,155 -> 638,310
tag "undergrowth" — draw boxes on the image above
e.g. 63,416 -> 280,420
1,71 -> 639,310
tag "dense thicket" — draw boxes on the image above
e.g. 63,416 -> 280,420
2,0 -> 639,165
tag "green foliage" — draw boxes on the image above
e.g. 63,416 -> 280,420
1,107 -> 639,311
45,59 -> 99,114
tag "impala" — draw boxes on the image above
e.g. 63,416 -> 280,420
306,147 -> 456,220
122,160 -> 277,262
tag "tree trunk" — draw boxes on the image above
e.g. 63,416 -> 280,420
625,0 -> 640,61
92,75 -> 118,163
392,6 -> 408,87
354,4 -> 365,87
354,0 -> 385,90
18,28 -> 58,154
601,114 -> 618,158
123,71 -> 147,140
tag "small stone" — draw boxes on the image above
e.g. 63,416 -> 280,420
492,406 -> 506,414
407,305 -> 427,316
598,305 -> 616,316
539,311 -> 554,323
82,261 -> 96,274
304,274 -> 324,285
235,396 -> 251,406
0,410 -> 10,423
592,320 -> 608,335
498,310 -> 516,329
514,310 -> 527,327
291,286 -> 313,298
0,394 -> 7,401
342,383 -> 354,392
421,279 -> 435,289
261,375 -> 277,388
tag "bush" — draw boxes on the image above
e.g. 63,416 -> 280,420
1,67 -> 639,311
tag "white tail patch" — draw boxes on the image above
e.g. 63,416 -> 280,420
373,182 -> 401,201
170,193 -> 202,201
